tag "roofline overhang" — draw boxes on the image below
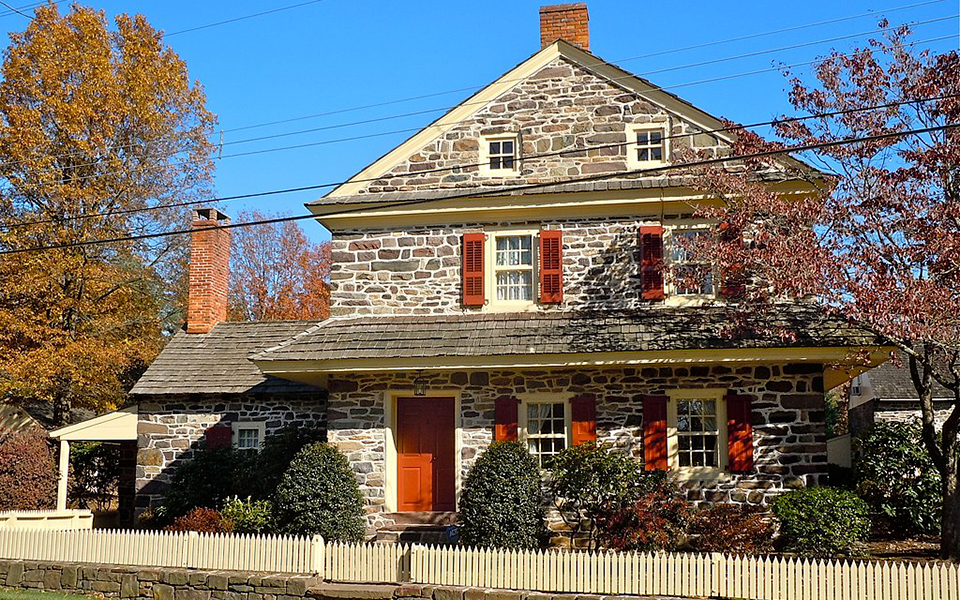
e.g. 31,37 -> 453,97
49,405 -> 138,442
254,346 -> 894,385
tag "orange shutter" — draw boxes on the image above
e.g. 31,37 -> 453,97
570,394 -> 597,445
539,230 -> 563,303
640,226 -> 665,300
494,396 -> 519,441
462,232 -> 485,306
726,394 -> 754,472
643,395 -> 668,470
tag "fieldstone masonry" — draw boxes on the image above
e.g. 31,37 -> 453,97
135,394 -> 325,511
327,363 -> 827,530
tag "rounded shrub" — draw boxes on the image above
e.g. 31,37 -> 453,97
0,429 -> 57,510
458,441 -> 546,549
772,487 -> 871,557
272,443 -> 365,541
855,420 -> 941,536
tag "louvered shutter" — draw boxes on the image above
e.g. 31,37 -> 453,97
204,425 -> 232,448
726,394 -> 754,472
462,232 -> 485,306
494,395 -> 519,441
570,394 -> 597,446
640,226 -> 665,300
643,395 -> 669,470
539,230 -> 563,303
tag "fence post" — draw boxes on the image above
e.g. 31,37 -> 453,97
311,535 -> 325,577
709,552 -> 723,598
187,531 -> 199,569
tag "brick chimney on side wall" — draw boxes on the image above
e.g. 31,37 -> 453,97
540,3 -> 589,51
186,207 -> 231,334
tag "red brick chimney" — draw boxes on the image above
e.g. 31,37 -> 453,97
540,3 -> 589,51
187,207 -> 231,334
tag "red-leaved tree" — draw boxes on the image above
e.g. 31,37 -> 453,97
683,24 -> 960,559
229,211 -> 331,322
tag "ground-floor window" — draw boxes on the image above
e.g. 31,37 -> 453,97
522,399 -> 568,468
232,421 -> 265,450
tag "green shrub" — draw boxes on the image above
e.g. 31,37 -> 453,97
161,444 -> 257,521
166,507 -> 233,533
272,443 -> 365,541
688,504 -> 775,554
70,441 -> 120,510
855,420 -> 941,536
0,428 -> 57,510
221,497 -> 272,534
548,443 -> 647,549
772,487 -> 871,557
458,441 -> 546,549
594,477 -> 690,551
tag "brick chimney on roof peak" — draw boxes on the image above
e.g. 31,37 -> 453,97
540,3 -> 589,51
187,207 -> 231,334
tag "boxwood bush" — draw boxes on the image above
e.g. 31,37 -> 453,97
457,441 -> 546,549
772,487 -> 871,557
272,442 -> 365,541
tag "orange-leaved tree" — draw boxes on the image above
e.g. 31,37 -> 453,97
0,3 -> 216,423
229,211 -> 331,322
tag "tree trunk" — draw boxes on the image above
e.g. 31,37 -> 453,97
52,393 -> 70,426
941,468 -> 960,561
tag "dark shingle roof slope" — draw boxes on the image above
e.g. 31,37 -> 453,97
131,321 -> 322,396
253,306 -> 881,364
867,361 -> 952,400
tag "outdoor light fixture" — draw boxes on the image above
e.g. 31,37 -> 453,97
413,372 -> 427,396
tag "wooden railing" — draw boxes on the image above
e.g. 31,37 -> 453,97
0,509 -> 93,531
1,528 -> 959,600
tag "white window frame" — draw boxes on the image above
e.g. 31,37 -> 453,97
231,421 -> 265,450
664,221 -> 717,305
667,389 -> 728,479
480,134 -> 520,176
484,227 -> 540,311
518,394 -> 572,470
627,124 -> 669,169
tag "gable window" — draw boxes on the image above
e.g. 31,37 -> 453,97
232,421 -> 265,450
628,126 -> 668,168
524,401 -> 567,468
480,135 -> 520,176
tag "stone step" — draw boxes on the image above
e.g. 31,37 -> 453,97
307,583 -> 398,600
374,524 -> 456,545
381,511 -> 457,526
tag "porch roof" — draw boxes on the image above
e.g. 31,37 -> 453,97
252,305 -> 883,364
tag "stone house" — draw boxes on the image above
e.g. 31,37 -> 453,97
63,3 -> 889,537
848,361 -> 955,436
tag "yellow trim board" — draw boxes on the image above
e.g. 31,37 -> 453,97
255,346 -> 894,382
49,405 -> 138,442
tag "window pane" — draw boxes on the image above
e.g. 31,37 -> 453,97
637,132 -> 649,144
502,140 -> 513,154
490,141 -> 500,154
503,157 -> 514,169
651,148 -> 663,160
490,157 -> 501,170
650,131 -> 662,143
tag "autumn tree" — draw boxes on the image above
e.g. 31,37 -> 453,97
0,3 -> 216,423
229,210 -> 331,322
683,24 -> 960,559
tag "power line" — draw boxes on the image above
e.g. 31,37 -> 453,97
0,0 -> 32,19
4,90 -> 955,231
9,29 -> 956,186
164,0 -> 327,37
1,121 -> 956,256
4,91 -> 955,231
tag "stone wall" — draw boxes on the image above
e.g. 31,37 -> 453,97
354,56 -> 729,196
135,393 -> 326,512
331,215 -> 699,317
849,398 -> 955,437
0,559 -> 318,600
327,363 -> 826,529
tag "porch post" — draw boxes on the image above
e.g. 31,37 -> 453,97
57,439 -> 70,511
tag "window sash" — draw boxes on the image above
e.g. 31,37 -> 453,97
674,397 -> 720,469
526,402 -> 567,468
488,139 -> 517,171
635,129 -> 665,162
236,428 -> 260,449
670,229 -> 715,296
493,234 -> 534,301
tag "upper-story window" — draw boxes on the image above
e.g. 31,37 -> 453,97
669,228 -> 714,297
494,234 -> 534,301
628,126 -> 668,169
481,135 -> 520,176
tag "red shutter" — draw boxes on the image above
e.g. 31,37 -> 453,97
204,425 -> 232,448
494,395 -> 519,441
539,230 -> 563,303
726,394 -> 754,473
462,232 -> 485,306
570,394 -> 597,446
640,226 -> 665,300
643,395 -> 668,470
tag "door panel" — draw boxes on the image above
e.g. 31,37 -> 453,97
396,397 -> 456,511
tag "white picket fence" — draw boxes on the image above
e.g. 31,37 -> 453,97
1,528 -> 960,600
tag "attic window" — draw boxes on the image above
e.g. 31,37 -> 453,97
481,135 -> 519,175
629,126 -> 668,168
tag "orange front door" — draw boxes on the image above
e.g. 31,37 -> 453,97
396,397 -> 456,511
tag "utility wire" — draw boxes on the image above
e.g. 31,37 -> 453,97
1,121 -> 956,256
8,29 -> 955,185
164,0 -> 326,37
0,0 -> 32,19
3,91 -> 955,231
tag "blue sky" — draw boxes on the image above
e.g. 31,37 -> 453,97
0,0 -> 956,242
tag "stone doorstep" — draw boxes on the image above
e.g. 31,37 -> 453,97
307,583 -> 684,600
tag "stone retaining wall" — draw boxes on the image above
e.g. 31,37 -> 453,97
0,559 -> 319,600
